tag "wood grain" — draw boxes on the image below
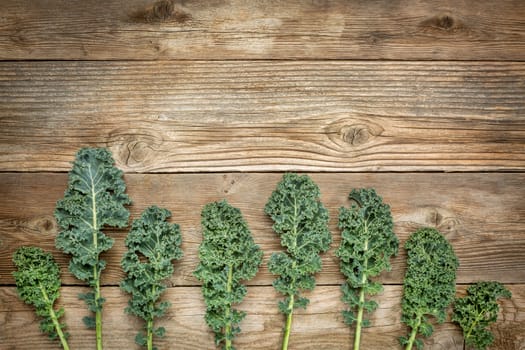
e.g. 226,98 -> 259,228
1,1 -> 524,346
0,285 -> 480,350
3,285 -> 523,349
0,0 -> 524,60
1,172 -> 524,286
1,61 -> 525,172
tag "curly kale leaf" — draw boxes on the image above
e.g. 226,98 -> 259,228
121,206 -> 183,350
400,227 -> 459,350
194,200 -> 263,350
335,188 -> 398,349
452,281 -> 511,350
12,246 -> 70,350
54,147 -> 130,348
265,173 -> 332,350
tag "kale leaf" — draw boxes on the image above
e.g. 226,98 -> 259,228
265,173 -> 332,350
54,147 -> 131,350
335,188 -> 399,350
12,246 -> 70,350
400,227 -> 459,350
194,200 -> 263,350
121,206 -> 183,350
453,281 -> 511,350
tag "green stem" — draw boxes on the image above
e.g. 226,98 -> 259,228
225,264 -> 233,350
282,294 -> 295,350
40,284 -> 70,350
354,238 -> 369,350
281,197 -> 299,350
93,243 -> 103,350
95,288 -> 102,350
464,308 -> 487,341
145,281 -> 157,350
405,316 -> 421,350
90,166 -> 103,350
354,287 -> 365,350
146,318 -> 154,350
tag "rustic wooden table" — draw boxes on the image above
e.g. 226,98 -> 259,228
1,1 -> 524,349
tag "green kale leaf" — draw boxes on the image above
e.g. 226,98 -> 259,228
54,147 -> 131,350
12,246 -> 70,350
265,173 -> 332,350
121,206 -> 183,350
400,227 -> 459,350
194,200 -> 263,350
453,281 -> 511,350
335,188 -> 399,350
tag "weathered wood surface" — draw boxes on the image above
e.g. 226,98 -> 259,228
1,0 -> 525,60
1,172 -> 524,287
5,284 -> 523,350
2,285 -> 523,349
1,61 -> 525,172
1,0 -> 524,348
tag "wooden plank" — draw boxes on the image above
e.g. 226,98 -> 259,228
1,61 -> 524,172
0,285 -> 477,350
1,173 -> 524,286
3,285 -> 523,349
0,0 -> 524,60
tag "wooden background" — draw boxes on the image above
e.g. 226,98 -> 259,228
0,1 -> 524,349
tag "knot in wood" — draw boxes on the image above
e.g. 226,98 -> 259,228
108,129 -> 163,170
152,0 -> 175,21
132,0 -> 191,24
437,15 -> 454,30
325,116 -> 384,149
27,215 -> 57,234
398,206 -> 460,240
424,206 -> 460,237
420,13 -> 463,33
340,124 -> 374,146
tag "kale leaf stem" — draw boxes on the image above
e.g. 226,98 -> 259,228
40,283 -> 70,350
405,315 -> 421,350
281,196 -> 299,350
282,195 -> 301,350
465,309 -> 485,341
146,318 -> 153,350
225,264 -> 233,350
282,294 -> 294,350
353,238 -> 369,350
95,283 -> 103,350
90,165 -> 103,350
147,284 -> 156,350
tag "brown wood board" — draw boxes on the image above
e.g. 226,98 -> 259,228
4,285 -> 523,350
1,172 -> 524,286
2,285 -> 523,349
1,61 -> 525,173
1,0 -> 524,60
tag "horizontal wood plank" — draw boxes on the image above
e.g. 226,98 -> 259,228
2,285 -> 523,349
0,285 -> 491,350
1,173 -> 524,286
1,61 -> 525,172
0,0 -> 524,60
